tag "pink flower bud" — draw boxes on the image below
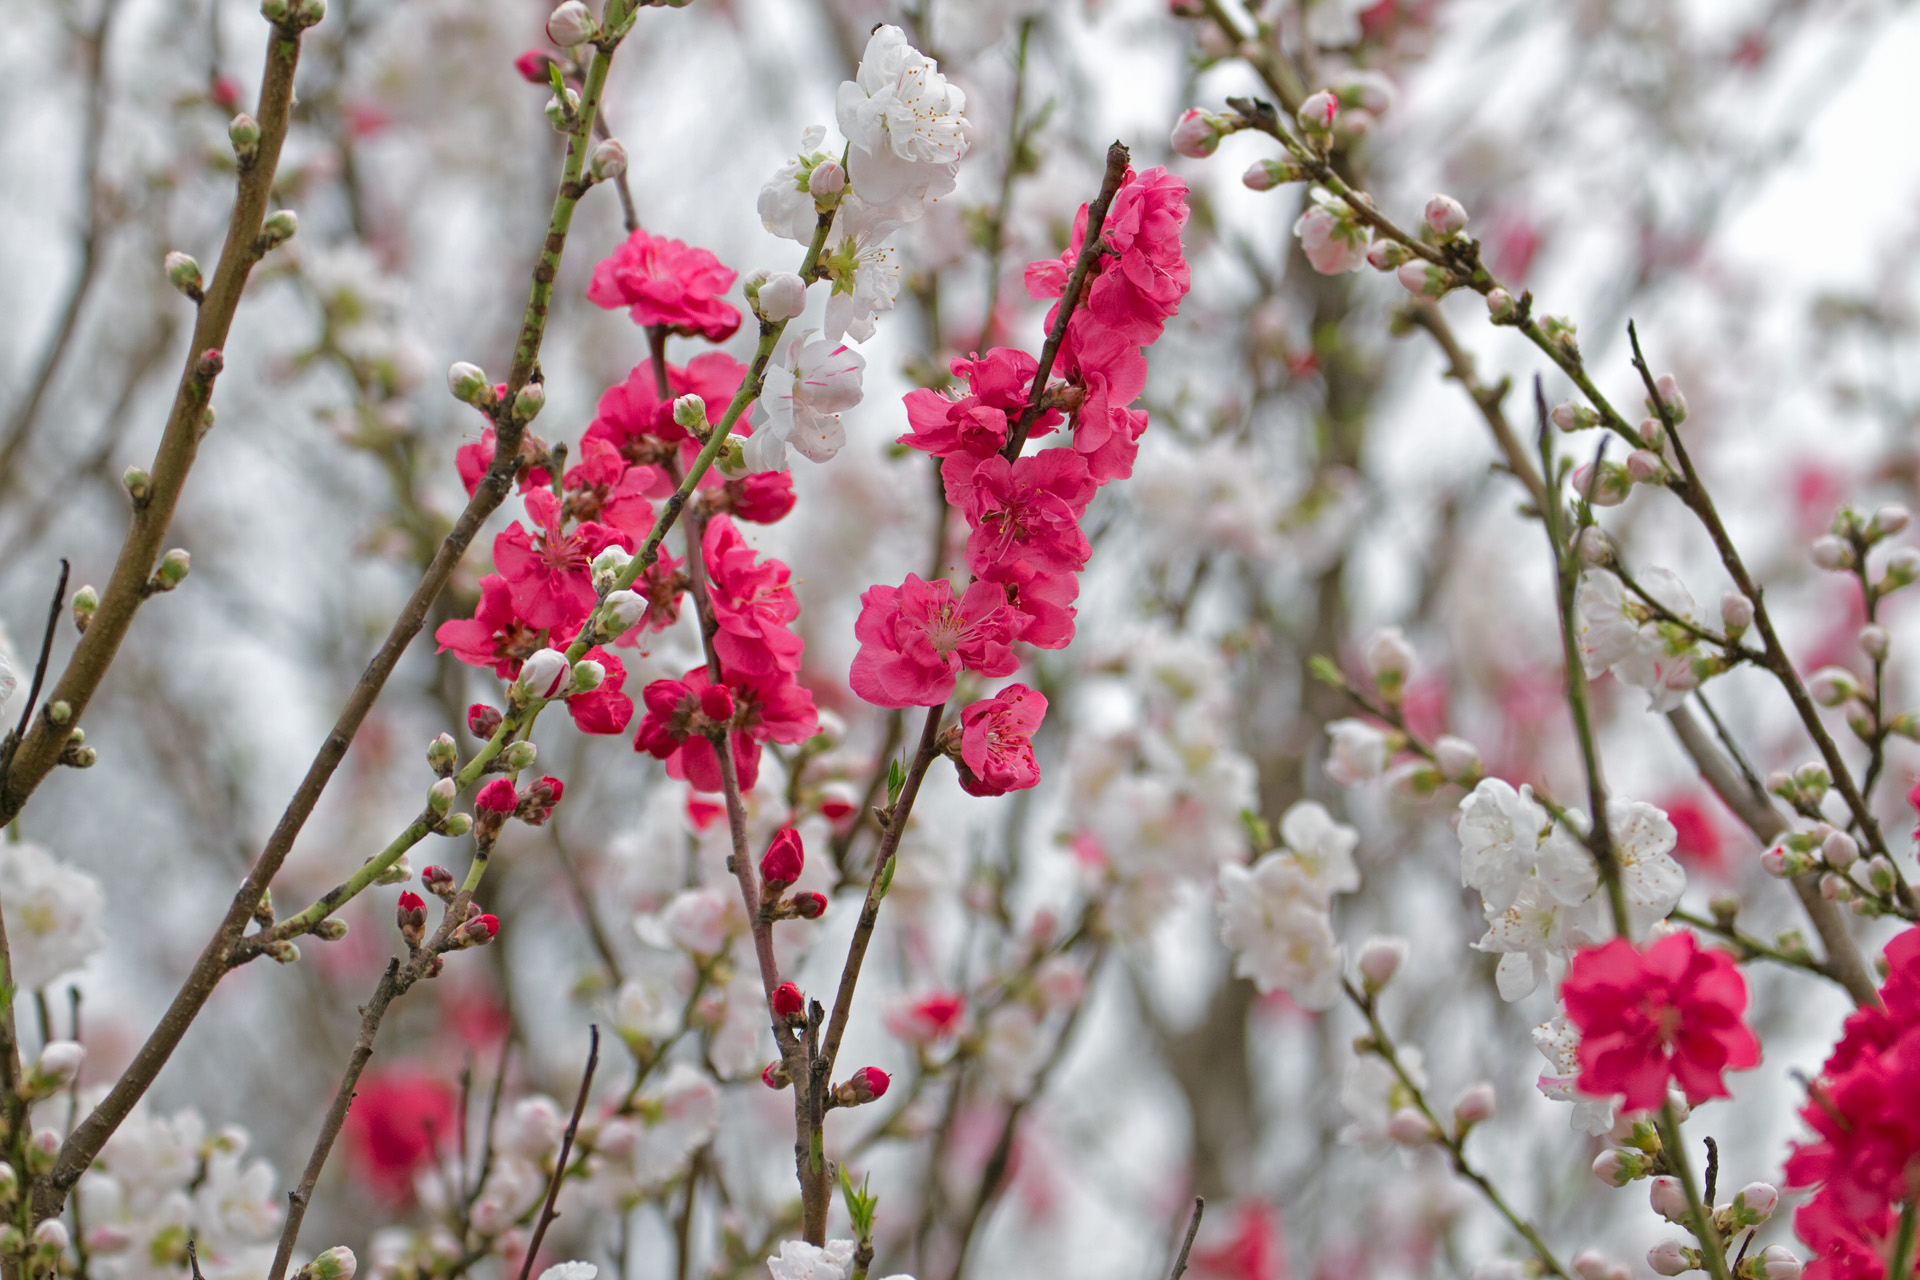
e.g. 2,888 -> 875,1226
1823,829 -> 1859,870
834,1066 -> 889,1107
1356,936 -> 1407,991
1649,1175 -> 1689,1223
1552,401 -> 1600,432
514,49 -> 557,83
1577,526 -> 1612,564
545,0 -> 594,46
761,827 -> 804,889
1485,288 -> 1516,321
1395,260 -> 1452,298
463,914 -> 500,945
518,648 -> 571,699
1652,374 -> 1688,423
517,776 -> 565,827
699,684 -> 736,722
808,161 -> 845,199
1297,91 -> 1338,131
1572,1252 -> 1615,1280
771,982 -> 805,1020
476,778 -> 518,814
761,1060 -> 791,1090
422,865 -> 456,899
1387,1107 -> 1433,1146
1759,1246 -> 1802,1280
1366,238 -> 1411,271
757,271 -> 807,323
819,781 -> 858,823
1760,847 -> 1790,877
1626,449 -> 1665,483
1571,461 -> 1630,507
1592,1148 -> 1638,1186
1170,108 -> 1223,158
1731,1181 -> 1778,1225
1720,591 -> 1752,631
32,1220 -> 67,1252
791,891 -> 828,919
1451,1082 -> 1495,1127
1647,1240 -> 1693,1277
1424,194 -> 1468,237
468,703 -> 503,738
396,891 -> 428,945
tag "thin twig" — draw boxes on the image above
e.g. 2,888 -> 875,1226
1168,1198 -> 1206,1280
517,1027 -> 602,1280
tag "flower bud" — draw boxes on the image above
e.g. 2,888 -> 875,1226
699,684 -> 736,722
513,380 -> 545,423
514,49 -> 558,83
1576,526 -> 1612,564
1719,591 -> 1752,633
1297,90 -> 1338,132
422,864 -> 456,899
427,734 -> 457,776
314,918 -> 348,941
307,1246 -> 358,1280
468,703 -> 503,739
156,548 -> 191,589
1552,401 -> 1601,433
1859,624 -> 1890,661
25,1129 -> 59,1177
1395,259 -> 1453,299
1356,936 -> 1407,992
440,813 -> 473,838
1243,159 -> 1307,191
1451,1082 -> 1495,1128
1820,872 -> 1851,902
808,160 -> 846,202
428,777 -> 456,816
502,739 -> 537,772
1485,288 -> 1517,321
24,1041 -> 84,1100
229,113 -> 261,159
1572,461 -> 1633,507
833,1066 -> 889,1107
589,138 -> 627,182
1728,1181 -> 1777,1227
1758,1246 -> 1802,1280
1386,1106 -> 1434,1146
517,776 -> 565,827
1823,829 -> 1859,870
517,648 -> 572,700
545,0 -> 595,45
545,86 -> 581,130
476,778 -> 518,815
0,1165 -> 15,1209
396,892 -> 428,945
1648,1240 -> 1696,1277
1170,108 -> 1227,158
790,891 -> 828,919
1887,547 -> 1920,589
1626,449 -> 1666,484
1572,1252 -> 1621,1280
1871,504 -> 1912,539
590,544 -> 634,592
1869,855 -> 1897,895
32,1219 -> 68,1253
755,271 -> 807,323
570,659 -> 605,693
761,827 -> 805,889
1649,1175 -> 1690,1223
448,362 -> 492,406
603,589 -> 646,632
672,394 -> 709,434
71,585 -> 98,634
1364,626 -> 1414,692
1650,374 -> 1687,423
1592,1147 -> 1646,1186
1423,194 -> 1468,238
1808,666 -> 1861,707
771,981 -> 805,1020
165,251 -> 203,298
261,209 -> 298,249
761,1059 -> 791,1090
1811,535 -> 1853,571
1366,238 -> 1412,271
462,913 -> 500,946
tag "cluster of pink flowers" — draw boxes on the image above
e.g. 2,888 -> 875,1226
436,229 -> 817,789
851,166 -> 1192,795
1786,927 -> 1920,1280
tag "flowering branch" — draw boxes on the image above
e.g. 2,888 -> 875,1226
1656,1102 -> 1732,1280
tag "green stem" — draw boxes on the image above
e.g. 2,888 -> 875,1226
1889,1197 -> 1918,1280
1658,1101 -> 1731,1280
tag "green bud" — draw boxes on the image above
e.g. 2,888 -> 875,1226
164,251 -> 203,297
72,585 -> 98,634
440,813 -> 474,838
157,548 -> 191,589
228,113 -> 261,160
426,734 -> 458,776
375,854 -> 412,886
267,940 -> 301,965
428,777 -> 456,815
502,740 -> 538,772
314,919 -> 349,942
48,701 -> 70,725
124,465 -> 151,501
261,209 -> 298,249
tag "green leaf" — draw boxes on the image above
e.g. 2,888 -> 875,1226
1308,654 -> 1346,690
886,757 -> 906,806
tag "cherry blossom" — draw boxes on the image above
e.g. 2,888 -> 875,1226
835,25 -> 969,210
848,575 -> 1024,707
0,839 -> 106,992
1293,189 -> 1370,274
586,228 -> 742,342
955,682 -> 1047,796
749,330 -> 866,471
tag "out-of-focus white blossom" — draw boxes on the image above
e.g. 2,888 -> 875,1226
0,839 -> 106,992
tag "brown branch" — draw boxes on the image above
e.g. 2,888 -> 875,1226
516,1026 -> 601,1280
1168,1198 -> 1206,1280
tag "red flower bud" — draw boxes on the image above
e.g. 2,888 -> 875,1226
468,703 -> 504,738
463,914 -> 500,945
834,1066 -> 889,1107
760,827 -> 804,889
791,891 -> 828,920
396,892 -> 428,944
422,865 -> 456,901
476,778 -> 518,814
514,49 -> 558,84
699,684 -> 736,723
762,1060 -> 791,1090
771,981 -> 805,1020
196,348 -> 224,378
517,776 -> 566,827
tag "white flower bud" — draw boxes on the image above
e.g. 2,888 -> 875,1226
448,362 -> 491,406
1572,1253 -> 1621,1280
428,778 -> 456,815
603,589 -> 646,632
1364,627 -> 1414,686
28,1041 -> 84,1095
513,380 -> 545,423
516,648 -> 572,700
1297,90 -> 1338,132
672,393 -> 708,433
1859,624 -> 1890,661
1244,159 -> 1306,191
1485,288 -> 1516,321
1577,526 -> 1612,564
1808,666 -> 1860,707
1626,449 -> 1665,483
1395,259 -> 1452,299
261,209 -> 298,248
1823,829 -> 1859,870
1730,1181 -> 1778,1226
502,740 -> 538,772
1433,735 -> 1480,782
1451,1082 -> 1495,1127
1652,373 -> 1687,423
1720,591 -> 1753,631
1356,936 -> 1407,991
1423,194 -> 1468,237
545,86 -> 581,130
545,0 -> 595,46
1647,1240 -> 1694,1277
1649,1175 -> 1690,1223
32,1219 -> 68,1251
1811,535 -> 1853,571
756,271 -> 807,323
165,251 -> 203,296
1886,547 -> 1920,589
1872,503 -> 1912,538
1366,237 -> 1412,271
569,659 -> 605,693
1759,1246 -> 1802,1280
1386,1106 -> 1433,1146
589,138 -> 627,181
309,1245 -> 358,1280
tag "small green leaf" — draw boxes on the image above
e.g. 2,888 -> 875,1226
886,757 -> 906,805
1239,808 -> 1272,850
1308,654 -> 1346,690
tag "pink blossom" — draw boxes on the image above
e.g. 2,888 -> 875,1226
707,471 -> 797,524
849,575 -> 1025,707
977,558 -> 1078,649
491,488 -> 633,632
1027,166 -> 1191,347
885,992 -> 966,1045
586,229 -> 742,342
702,514 -> 804,676
584,353 -> 751,477
561,438 -> 661,538
897,349 -> 1060,461
456,426 -> 550,499
956,683 -> 1047,796
945,448 -> 1097,578
435,574 -> 543,677
634,664 -> 816,793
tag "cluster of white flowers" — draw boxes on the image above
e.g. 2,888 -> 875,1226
1456,780 -> 1685,1002
1574,569 -> 1702,713
1216,801 -> 1361,1009
750,25 -> 970,471
766,1239 -> 913,1280
80,1107 -> 282,1280
0,837 -> 107,992
1065,631 -> 1259,931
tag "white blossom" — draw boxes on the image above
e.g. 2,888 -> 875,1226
1217,856 -> 1344,1008
654,887 -> 741,956
1575,569 -> 1701,713
539,1265 -> 598,1280
767,1240 -> 856,1280
835,26 -> 969,211
1278,800 -> 1361,900
629,1063 -> 720,1187
758,126 -> 829,243
1610,798 -> 1687,931
1532,1015 -> 1617,1135
1456,779 -> 1596,914
1475,881 -> 1607,1001
1325,718 -> 1389,786
0,839 -> 106,991
748,330 -> 865,471
819,196 -> 906,344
